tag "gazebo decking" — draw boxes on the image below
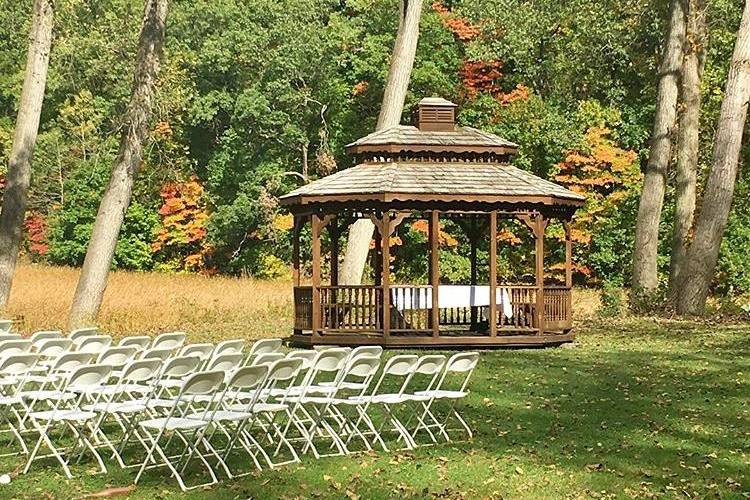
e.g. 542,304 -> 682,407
281,97 -> 584,348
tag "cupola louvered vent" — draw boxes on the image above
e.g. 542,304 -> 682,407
415,97 -> 457,132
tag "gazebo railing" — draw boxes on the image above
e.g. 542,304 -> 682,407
293,284 -> 572,336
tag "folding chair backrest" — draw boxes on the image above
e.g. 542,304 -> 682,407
160,355 -> 201,379
247,338 -> 282,357
439,352 -> 480,392
70,327 -> 98,343
414,355 -> 447,375
151,332 -> 186,351
180,370 -> 225,396
120,358 -> 163,383
213,339 -> 244,357
179,343 -> 214,361
37,339 -> 73,358
338,354 -> 380,395
30,330 -> 63,346
140,347 -> 173,361
226,364 -> 268,390
350,346 -> 383,359
0,333 -> 22,343
266,358 -> 303,384
66,363 -> 113,390
97,346 -> 139,367
0,353 -> 40,375
118,336 -> 151,350
206,353 -> 244,373
78,335 -> 112,353
250,352 -> 285,367
368,354 -> 419,397
52,352 -> 96,373
285,350 -> 317,370
0,319 -> 12,333
311,347 -> 350,373
0,339 -> 32,357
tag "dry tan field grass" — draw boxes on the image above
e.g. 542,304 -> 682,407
2,263 -> 600,341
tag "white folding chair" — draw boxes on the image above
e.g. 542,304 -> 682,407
118,336 -> 151,351
0,354 -> 41,455
206,353 -> 244,381
151,332 -> 186,351
23,363 -> 113,479
77,335 -> 112,354
412,352 -> 479,441
0,334 -> 22,343
97,347 -> 140,373
249,352 -> 285,367
345,354 -> 420,452
212,339 -> 245,358
152,356 -> 203,402
0,340 -> 33,363
134,370 -> 226,492
196,364 -> 270,478
397,354 -> 448,446
0,319 -> 12,333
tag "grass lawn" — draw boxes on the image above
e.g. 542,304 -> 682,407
0,318 -> 747,499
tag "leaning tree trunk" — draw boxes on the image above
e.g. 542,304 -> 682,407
0,0 -> 54,308
68,0 -> 168,328
677,0 -> 750,315
339,0 -> 423,285
631,0 -> 687,294
669,0 -> 706,296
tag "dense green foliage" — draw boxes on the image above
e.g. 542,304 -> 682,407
1,0 -> 749,295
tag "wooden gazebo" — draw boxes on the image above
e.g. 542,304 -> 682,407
281,97 -> 585,348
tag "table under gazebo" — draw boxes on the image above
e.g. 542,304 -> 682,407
281,97 -> 585,348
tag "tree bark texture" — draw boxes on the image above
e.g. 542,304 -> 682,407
339,0 -> 423,285
632,0 -> 687,293
68,0 -> 168,328
669,0 -> 706,295
0,0 -> 54,308
677,0 -> 750,314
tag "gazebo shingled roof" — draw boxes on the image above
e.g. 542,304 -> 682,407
279,162 -> 585,207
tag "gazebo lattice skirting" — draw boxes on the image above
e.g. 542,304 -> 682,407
281,98 -> 585,348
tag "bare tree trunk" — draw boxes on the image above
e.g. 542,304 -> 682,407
339,0 -> 423,285
669,0 -> 706,295
677,0 -> 750,315
68,0 -> 168,328
631,0 -> 687,294
0,0 -> 54,308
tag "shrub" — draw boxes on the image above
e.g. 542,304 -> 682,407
598,279 -> 624,318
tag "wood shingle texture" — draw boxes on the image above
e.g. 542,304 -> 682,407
279,162 -> 586,207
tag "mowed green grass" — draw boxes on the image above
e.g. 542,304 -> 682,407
0,319 -> 747,499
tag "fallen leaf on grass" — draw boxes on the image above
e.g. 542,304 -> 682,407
79,485 -> 135,498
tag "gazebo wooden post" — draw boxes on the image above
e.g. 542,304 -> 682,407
292,215 -> 302,287
534,213 -> 546,334
468,217 -> 479,330
311,214 -> 323,338
380,212 -> 392,341
330,217 -> 339,286
373,231 -> 382,286
429,210 -> 440,337
563,220 -> 573,325
489,211 -> 498,337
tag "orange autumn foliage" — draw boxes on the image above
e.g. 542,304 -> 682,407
432,1 -> 481,41
410,219 -> 458,247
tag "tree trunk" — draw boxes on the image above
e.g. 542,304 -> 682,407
669,0 -> 706,295
631,0 -> 687,293
677,0 -> 750,315
68,0 -> 168,328
339,0 -> 423,285
0,0 -> 54,308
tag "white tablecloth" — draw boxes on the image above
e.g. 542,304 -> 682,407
391,285 -> 513,319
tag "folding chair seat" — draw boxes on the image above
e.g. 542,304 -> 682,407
118,336 -> 151,350
77,335 -> 112,354
23,364 -> 114,479
134,370 -> 226,491
151,332 -> 186,351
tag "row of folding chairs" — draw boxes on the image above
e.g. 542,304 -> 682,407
0,343 -> 479,491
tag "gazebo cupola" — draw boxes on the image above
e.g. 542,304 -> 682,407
281,97 -> 585,348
